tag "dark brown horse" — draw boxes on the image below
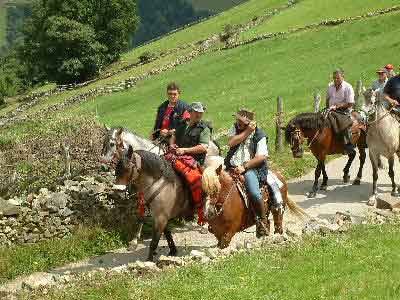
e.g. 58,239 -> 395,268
201,165 -> 306,248
285,111 -> 367,198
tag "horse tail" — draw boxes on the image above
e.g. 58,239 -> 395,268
284,195 -> 308,219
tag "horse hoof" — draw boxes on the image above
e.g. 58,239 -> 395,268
343,176 -> 350,184
128,239 -> 139,251
367,195 -> 377,207
308,191 -> 317,198
319,185 -> 328,191
352,179 -> 361,186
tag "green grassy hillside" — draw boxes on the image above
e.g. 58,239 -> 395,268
187,0 -> 247,12
0,1 -> 6,49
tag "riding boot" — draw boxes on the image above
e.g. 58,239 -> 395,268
343,127 -> 355,155
272,207 -> 284,234
253,200 -> 269,238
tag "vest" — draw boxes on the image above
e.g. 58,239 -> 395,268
153,100 -> 189,139
224,126 -> 269,184
175,120 -> 208,165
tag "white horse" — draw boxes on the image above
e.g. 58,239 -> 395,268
101,127 -> 224,168
365,89 -> 400,205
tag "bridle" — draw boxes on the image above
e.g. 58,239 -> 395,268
207,176 -> 236,219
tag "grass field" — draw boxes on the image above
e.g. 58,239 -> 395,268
240,0 -> 400,40
187,0 -> 247,13
0,226 -> 125,284
27,221 -> 400,300
78,12 -> 400,140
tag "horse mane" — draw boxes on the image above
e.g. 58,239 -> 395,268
202,167 -> 221,196
135,150 -> 176,182
285,112 -> 330,143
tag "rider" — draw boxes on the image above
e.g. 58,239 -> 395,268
385,64 -> 396,79
151,82 -> 190,142
326,69 -> 356,154
224,109 -> 284,237
383,67 -> 400,118
168,102 -> 211,225
371,68 -> 388,100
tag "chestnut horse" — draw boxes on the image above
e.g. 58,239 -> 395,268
202,165 -> 306,248
285,111 -> 367,198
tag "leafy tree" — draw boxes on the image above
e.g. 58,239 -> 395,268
20,0 -> 139,84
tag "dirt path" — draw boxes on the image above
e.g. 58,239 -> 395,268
2,152 -> 399,294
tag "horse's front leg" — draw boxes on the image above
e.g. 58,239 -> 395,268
320,161 -> 328,191
368,150 -> 379,206
164,226 -> 177,257
343,150 -> 356,183
388,157 -> 400,197
353,146 -> 366,185
147,216 -> 168,261
128,221 -> 144,251
309,160 -> 323,198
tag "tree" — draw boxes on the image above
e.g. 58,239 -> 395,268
21,0 -> 139,84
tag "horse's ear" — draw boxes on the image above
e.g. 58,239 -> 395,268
216,164 -> 223,175
127,145 -> 134,159
116,127 -> 124,136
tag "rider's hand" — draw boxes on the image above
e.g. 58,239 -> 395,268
329,105 -> 337,111
392,100 -> 399,106
245,121 -> 257,133
160,129 -> 170,137
235,165 -> 246,175
176,148 -> 186,155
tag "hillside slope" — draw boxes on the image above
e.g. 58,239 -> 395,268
187,0 -> 247,12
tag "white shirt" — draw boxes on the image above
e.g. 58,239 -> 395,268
228,126 -> 268,167
371,79 -> 387,101
326,81 -> 355,106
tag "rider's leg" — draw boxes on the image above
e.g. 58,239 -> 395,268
244,170 -> 269,237
343,127 -> 356,154
266,173 -> 284,234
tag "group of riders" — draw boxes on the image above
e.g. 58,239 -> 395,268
148,64 -> 400,238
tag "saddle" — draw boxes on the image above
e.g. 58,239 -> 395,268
229,172 -> 270,210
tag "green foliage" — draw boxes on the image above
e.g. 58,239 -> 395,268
0,226 -> 125,283
133,0 -> 210,47
20,0 -> 139,84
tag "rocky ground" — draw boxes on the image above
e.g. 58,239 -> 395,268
0,152 -> 399,299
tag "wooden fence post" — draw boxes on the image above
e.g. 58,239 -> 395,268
354,79 -> 363,109
275,96 -> 284,152
314,92 -> 321,112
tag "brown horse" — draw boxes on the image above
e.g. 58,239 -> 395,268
115,146 -> 195,261
202,165 -> 306,248
285,111 -> 367,198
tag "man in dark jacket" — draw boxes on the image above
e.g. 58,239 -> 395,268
383,71 -> 400,118
151,82 -> 190,141
225,109 -> 284,237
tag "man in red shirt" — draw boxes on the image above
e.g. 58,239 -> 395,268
151,82 -> 190,141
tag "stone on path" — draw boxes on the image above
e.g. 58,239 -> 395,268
376,193 -> 400,210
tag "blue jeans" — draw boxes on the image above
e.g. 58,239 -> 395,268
244,170 -> 262,203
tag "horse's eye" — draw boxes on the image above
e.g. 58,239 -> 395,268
110,142 -> 115,147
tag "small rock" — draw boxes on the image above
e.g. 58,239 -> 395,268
109,265 -> 128,273
375,210 -> 394,218
392,208 -> 400,215
157,255 -> 184,268
190,250 -> 207,260
376,194 -> 400,210
205,248 -> 220,259
0,200 -> 21,216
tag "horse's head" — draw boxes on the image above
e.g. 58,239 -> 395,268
285,124 -> 305,158
202,165 -> 233,220
363,88 -> 377,106
100,127 -> 126,168
115,145 -> 142,187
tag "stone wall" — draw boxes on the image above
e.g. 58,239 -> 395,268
0,174 -> 137,246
